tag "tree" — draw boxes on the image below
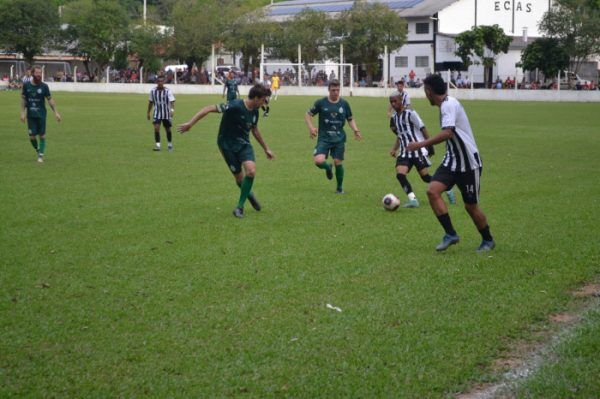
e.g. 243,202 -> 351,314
520,38 -> 569,82
0,0 -> 60,66
130,24 -> 165,78
455,24 -> 511,87
539,0 -> 600,75
62,0 -> 130,77
271,9 -> 332,66
335,2 -> 407,84
167,0 -> 221,70
221,9 -> 278,80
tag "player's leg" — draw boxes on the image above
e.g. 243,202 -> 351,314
397,160 -> 418,207
428,167 -> 460,250
262,97 -> 270,117
164,120 -> 173,151
332,144 -> 345,193
313,144 -> 333,181
235,160 -> 257,216
457,168 -> 495,251
36,118 -> 46,162
29,133 -> 39,154
152,121 -> 161,151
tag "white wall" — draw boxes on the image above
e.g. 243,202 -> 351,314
389,43 -> 433,83
46,82 -> 600,102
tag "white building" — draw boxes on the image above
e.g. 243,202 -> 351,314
267,0 -> 554,85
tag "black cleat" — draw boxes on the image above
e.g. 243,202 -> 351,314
232,207 -> 244,218
335,188 -> 345,194
326,168 -> 333,180
248,195 -> 262,211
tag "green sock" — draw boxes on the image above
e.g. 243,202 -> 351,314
30,138 -> 38,152
237,176 -> 254,209
335,164 -> 344,190
236,180 -> 255,201
38,138 -> 46,155
316,162 -> 331,171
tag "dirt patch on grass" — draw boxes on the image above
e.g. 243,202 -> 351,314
454,280 -> 599,399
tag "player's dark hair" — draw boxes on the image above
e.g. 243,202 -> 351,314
423,74 -> 447,95
156,75 -> 165,81
328,79 -> 341,89
248,84 -> 270,99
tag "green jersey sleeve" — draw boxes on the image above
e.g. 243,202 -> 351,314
308,99 -> 321,116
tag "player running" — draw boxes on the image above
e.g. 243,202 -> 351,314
388,92 -> 456,208
305,79 -> 362,194
177,84 -> 275,218
147,75 -> 175,151
407,74 -> 495,252
20,66 -> 61,163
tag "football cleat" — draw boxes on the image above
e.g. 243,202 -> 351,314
232,207 -> 244,218
326,167 -> 333,180
476,240 -> 496,253
248,194 -> 261,211
446,190 -> 456,205
335,188 -> 344,194
37,155 -> 44,163
435,234 -> 460,251
403,199 -> 419,208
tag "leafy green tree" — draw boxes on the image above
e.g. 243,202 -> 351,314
221,9 -> 278,79
0,0 -> 60,66
130,24 -> 165,78
520,38 -> 569,82
539,0 -> 600,75
455,24 -> 511,87
62,0 -> 130,77
271,9 -> 332,66
335,2 -> 407,84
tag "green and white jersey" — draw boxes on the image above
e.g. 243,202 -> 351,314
224,79 -> 238,101
216,99 -> 259,151
308,97 -> 353,144
22,81 -> 51,118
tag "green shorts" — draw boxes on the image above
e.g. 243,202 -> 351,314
314,141 -> 345,161
219,143 -> 255,174
27,117 -> 46,136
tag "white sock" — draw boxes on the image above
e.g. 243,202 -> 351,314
408,192 -> 416,201
155,142 -> 161,148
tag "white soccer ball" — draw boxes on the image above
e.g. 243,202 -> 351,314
382,193 -> 401,211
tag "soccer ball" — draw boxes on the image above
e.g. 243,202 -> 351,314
382,193 -> 401,211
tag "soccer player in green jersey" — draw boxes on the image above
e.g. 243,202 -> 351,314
304,80 -> 362,194
222,71 -> 239,101
20,66 -> 61,163
177,84 -> 275,218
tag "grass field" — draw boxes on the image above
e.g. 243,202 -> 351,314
1,90 -> 599,398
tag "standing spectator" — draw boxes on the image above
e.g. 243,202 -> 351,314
147,75 -> 175,151
409,69 -> 416,85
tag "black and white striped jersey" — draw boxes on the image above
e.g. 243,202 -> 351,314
149,87 -> 175,120
390,109 -> 429,158
439,96 -> 482,172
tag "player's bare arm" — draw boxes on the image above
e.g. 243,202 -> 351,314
48,98 -> 61,122
147,101 -> 153,120
251,126 -> 275,160
390,138 -> 400,157
304,112 -> 318,139
20,96 -> 26,123
177,105 -> 218,133
347,118 -> 362,140
407,128 -> 453,151
170,101 -> 175,118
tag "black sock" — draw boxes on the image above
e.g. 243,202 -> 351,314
166,129 -> 172,142
437,213 -> 457,236
396,173 -> 413,194
421,174 -> 432,183
479,225 -> 493,241
154,131 -> 160,143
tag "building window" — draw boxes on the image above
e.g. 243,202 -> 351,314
415,56 -> 429,68
415,22 -> 429,34
395,56 -> 408,68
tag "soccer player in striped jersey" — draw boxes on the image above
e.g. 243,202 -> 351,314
387,79 -> 411,117
407,74 -> 495,252
177,84 -> 275,219
388,92 -> 455,208
147,75 -> 175,151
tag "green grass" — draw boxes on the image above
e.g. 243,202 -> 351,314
1,91 -> 599,398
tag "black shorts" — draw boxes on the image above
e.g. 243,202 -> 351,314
395,155 -> 431,171
153,119 -> 172,128
432,166 -> 482,204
